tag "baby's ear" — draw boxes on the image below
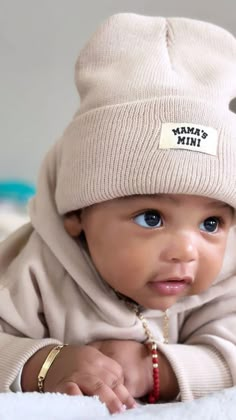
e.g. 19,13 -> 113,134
64,212 -> 82,237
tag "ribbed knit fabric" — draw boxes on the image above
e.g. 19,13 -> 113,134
156,343 -> 232,400
52,14 -> 236,214
0,335 -> 61,392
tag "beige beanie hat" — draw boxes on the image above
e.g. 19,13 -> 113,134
55,13 -> 236,214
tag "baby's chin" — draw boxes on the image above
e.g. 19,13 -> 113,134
133,295 -> 182,312
114,288 -> 183,311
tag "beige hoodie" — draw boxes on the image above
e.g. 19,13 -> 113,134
0,144 -> 236,401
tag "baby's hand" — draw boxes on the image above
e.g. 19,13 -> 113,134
22,344 -> 136,414
90,340 -> 153,399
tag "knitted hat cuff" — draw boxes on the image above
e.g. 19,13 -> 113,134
55,96 -> 236,214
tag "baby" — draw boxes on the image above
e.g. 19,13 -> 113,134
0,13 -> 236,415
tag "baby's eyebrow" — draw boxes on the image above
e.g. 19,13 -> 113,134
204,201 -> 232,210
203,201 -> 234,218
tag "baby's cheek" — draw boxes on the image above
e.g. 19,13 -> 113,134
196,250 -> 225,292
103,249 -> 147,288
211,244 -> 228,275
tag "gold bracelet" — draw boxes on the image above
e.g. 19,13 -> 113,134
37,345 -> 67,392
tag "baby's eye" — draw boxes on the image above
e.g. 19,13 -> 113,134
133,211 -> 163,229
199,217 -> 221,233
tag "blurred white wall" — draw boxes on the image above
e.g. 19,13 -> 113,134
0,0 -> 235,183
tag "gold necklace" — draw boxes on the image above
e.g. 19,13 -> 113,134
133,305 -> 169,344
162,310 -> 169,344
114,290 -> 169,344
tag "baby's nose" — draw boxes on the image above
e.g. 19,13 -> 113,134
162,233 -> 198,263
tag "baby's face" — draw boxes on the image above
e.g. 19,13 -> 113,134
65,194 -> 233,311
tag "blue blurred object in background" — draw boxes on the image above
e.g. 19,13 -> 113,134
0,180 -> 36,240
0,180 -> 35,204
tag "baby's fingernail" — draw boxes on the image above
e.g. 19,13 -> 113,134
132,402 -> 138,408
119,404 -> 127,412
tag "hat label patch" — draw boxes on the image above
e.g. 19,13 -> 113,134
159,123 -> 218,156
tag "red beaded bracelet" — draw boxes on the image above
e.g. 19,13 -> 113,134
148,342 -> 160,404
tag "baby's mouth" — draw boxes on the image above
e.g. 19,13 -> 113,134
148,277 -> 192,296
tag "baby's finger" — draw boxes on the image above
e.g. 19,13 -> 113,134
55,380 -> 83,396
113,382 -> 137,410
93,382 -> 128,414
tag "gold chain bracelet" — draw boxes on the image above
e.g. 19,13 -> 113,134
37,344 -> 67,392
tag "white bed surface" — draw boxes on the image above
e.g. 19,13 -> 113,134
0,387 -> 236,420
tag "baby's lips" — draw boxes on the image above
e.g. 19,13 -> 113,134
150,275 -> 193,284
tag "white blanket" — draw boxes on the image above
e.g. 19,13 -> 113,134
0,388 -> 236,420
